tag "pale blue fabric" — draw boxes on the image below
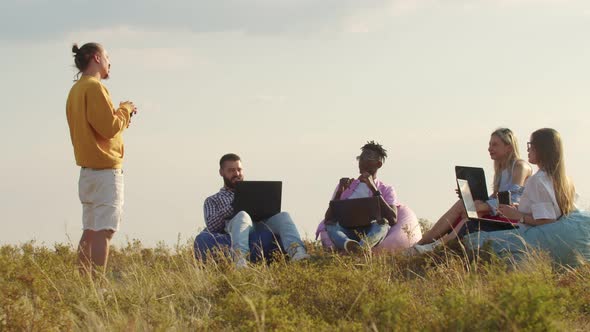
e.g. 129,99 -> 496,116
498,167 -> 513,194
464,210 -> 590,267
226,211 -> 304,256
486,161 -> 527,216
486,184 -> 525,216
326,221 -> 390,249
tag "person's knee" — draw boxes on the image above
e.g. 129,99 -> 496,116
234,210 -> 250,219
325,222 -> 342,231
453,200 -> 464,211
195,231 -> 215,242
325,224 -> 336,232
275,211 -> 294,224
232,211 -> 253,227
277,211 -> 291,218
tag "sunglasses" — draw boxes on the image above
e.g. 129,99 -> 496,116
356,156 -> 381,162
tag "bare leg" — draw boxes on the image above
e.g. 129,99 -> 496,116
418,200 -> 466,244
78,230 -> 93,275
91,230 -> 115,274
78,229 -> 115,275
436,218 -> 468,245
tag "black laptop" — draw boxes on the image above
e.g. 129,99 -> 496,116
233,181 -> 282,221
455,166 -> 489,201
457,179 -> 517,230
329,197 -> 381,228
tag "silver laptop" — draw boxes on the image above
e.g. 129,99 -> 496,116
457,179 -> 518,230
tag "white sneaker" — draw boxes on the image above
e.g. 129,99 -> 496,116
236,257 -> 248,269
344,239 -> 362,253
291,246 -> 310,261
412,240 -> 442,254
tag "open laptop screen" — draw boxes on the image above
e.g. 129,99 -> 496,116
457,179 -> 479,219
329,197 -> 381,228
234,181 -> 282,221
455,166 -> 489,201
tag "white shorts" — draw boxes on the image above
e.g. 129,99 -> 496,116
78,168 -> 124,232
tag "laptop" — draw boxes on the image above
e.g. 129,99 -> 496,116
457,179 -> 518,230
233,181 -> 282,221
455,166 -> 489,201
329,197 -> 382,228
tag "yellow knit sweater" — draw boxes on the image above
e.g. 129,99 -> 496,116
66,76 -> 132,169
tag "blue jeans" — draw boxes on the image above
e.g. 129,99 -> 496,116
193,228 -> 283,263
226,211 -> 304,256
326,221 -> 390,250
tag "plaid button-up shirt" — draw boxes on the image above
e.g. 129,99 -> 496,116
203,187 -> 235,233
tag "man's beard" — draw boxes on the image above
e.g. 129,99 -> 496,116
223,175 -> 242,189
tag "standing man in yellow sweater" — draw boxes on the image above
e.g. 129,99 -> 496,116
66,42 -> 137,274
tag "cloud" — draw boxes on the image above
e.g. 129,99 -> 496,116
493,0 -> 572,3
62,26 -> 210,71
0,0 -> 390,40
116,47 -> 202,70
386,0 -> 577,12
0,0 -> 583,41
390,0 -> 441,15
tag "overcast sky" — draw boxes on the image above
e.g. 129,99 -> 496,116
1,0 -> 589,247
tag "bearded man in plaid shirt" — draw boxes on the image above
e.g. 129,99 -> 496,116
203,153 -> 309,268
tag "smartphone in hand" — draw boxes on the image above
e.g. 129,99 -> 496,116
498,191 -> 511,205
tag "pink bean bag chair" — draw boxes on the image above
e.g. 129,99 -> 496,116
316,204 -> 422,253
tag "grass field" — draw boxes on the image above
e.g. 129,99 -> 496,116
1,238 -> 589,331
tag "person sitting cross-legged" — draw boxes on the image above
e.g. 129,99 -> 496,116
201,153 -> 309,268
324,141 -> 398,252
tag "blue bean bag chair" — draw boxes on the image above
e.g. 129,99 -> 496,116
194,225 -> 283,263
464,210 -> 590,267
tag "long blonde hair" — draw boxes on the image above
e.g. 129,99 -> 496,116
530,128 -> 576,215
491,128 -> 520,193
